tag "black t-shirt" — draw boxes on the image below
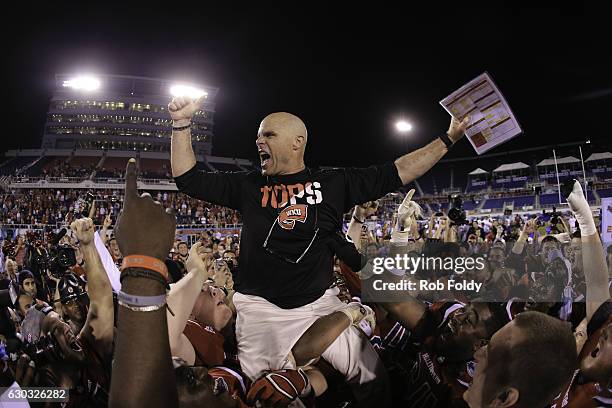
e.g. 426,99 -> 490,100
174,163 -> 402,308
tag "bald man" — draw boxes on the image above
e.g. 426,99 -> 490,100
169,96 -> 469,406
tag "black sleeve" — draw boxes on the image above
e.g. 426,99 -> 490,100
173,165 -> 247,210
343,162 -> 403,212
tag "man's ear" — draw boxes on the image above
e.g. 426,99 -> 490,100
293,135 -> 305,151
490,388 -> 519,407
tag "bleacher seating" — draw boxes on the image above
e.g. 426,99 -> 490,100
540,193 -> 562,206
512,196 -> 535,207
96,157 -> 127,179
493,179 -> 527,190
592,167 -> 612,181
462,200 -> 479,211
70,156 -> 99,167
0,157 -> 38,176
467,181 -> 487,192
23,156 -> 55,176
139,158 -> 172,178
482,198 -> 507,210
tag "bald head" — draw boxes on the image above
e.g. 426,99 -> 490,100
256,112 -> 308,176
261,112 -> 308,145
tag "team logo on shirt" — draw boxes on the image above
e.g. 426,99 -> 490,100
277,204 -> 308,230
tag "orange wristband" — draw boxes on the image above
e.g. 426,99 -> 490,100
121,255 -> 169,282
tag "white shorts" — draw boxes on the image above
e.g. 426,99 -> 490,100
233,287 -> 388,405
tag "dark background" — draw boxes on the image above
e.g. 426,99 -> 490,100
3,5 -> 611,168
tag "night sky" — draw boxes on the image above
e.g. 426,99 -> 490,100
4,5 -> 611,170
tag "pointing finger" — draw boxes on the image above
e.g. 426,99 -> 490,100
124,158 -> 138,207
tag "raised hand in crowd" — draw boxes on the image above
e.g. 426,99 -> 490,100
110,158 -> 178,408
168,95 -> 207,177
69,216 -> 114,355
512,217 -> 536,255
347,200 -> 379,251
101,214 -> 113,245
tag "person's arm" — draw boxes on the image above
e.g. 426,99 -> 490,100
169,96 -> 204,177
109,158 -> 178,408
445,224 -> 458,243
166,242 -> 211,364
88,200 -> 96,221
394,116 -> 469,185
433,217 -> 447,240
382,298 -> 427,332
511,218 -> 534,255
427,214 -> 436,239
347,201 -> 379,251
565,181 -> 609,321
47,272 -> 62,317
292,312 -> 353,366
70,218 -> 114,356
100,214 -> 112,245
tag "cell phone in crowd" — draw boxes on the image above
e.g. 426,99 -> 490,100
82,191 -> 95,217
72,191 -> 95,219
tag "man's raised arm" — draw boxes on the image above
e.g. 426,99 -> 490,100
169,95 -> 205,177
110,159 -> 178,408
70,217 -> 114,356
566,180 -> 609,321
394,116 -> 469,185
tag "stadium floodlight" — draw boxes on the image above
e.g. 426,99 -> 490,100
395,120 -> 413,132
62,76 -> 100,91
170,84 -> 208,99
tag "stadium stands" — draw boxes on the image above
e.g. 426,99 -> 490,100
481,198 -> 507,210
0,157 -> 37,176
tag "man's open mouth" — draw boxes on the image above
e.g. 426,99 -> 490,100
259,152 -> 271,167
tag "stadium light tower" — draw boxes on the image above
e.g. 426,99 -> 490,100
170,84 -> 208,99
62,76 -> 100,91
395,120 -> 413,133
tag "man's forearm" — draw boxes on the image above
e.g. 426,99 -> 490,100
110,273 -> 178,408
81,245 -> 113,310
291,312 -> 350,366
512,232 -> 528,255
100,226 -> 109,245
167,267 -> 205,350
394,138 -> 447,185
53,284 -> 62,317
80,244 -> 114,349
171,121 -> 197,177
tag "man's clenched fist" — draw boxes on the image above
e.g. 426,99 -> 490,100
168,95 -> 206,122
70,217 -> 95,246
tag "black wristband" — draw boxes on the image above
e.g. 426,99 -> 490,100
172,123 -> 192,132
120,268 -> 170,289
352,215 -> 365,224
438,132 -> 453,149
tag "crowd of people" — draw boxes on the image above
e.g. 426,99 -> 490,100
0,97 -> 610,408
0,172 -> 610,407
0,189 -> 242,228
38,161 -> 96,180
